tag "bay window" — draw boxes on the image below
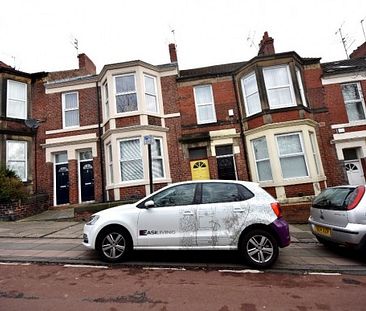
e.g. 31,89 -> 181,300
144,75 -> 158,113
119,138 -> 143,181
115,74 -> 137,113
7,80 -> 27,119
341,82 -> 366,122
252,137 -> 273,181
103,81 -> 109,119
193,85 -> 216,124
152,138 -> 164,178
276,133 -> 308,179
263,65 -> 296,109
241,72 -> 262,116
6,140 -> 27,181
62,92 -> 79,128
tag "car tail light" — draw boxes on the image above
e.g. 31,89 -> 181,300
347,185 -> 365,210
271,202 -> 282,218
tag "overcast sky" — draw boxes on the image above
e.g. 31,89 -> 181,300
1,0 -> 366,73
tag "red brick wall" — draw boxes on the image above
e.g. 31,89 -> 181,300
119,185 -> 146,201
115,116 -> 140,128
148,116 -> 162,126
284,182 -> 315,198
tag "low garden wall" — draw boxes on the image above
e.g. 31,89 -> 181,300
0,194 -> 49,221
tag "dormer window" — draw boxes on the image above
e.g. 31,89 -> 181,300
115,74 -> 137,113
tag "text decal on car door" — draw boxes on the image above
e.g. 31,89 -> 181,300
139,230 -> 176,236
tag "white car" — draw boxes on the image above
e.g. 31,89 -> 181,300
83,180 -> 290,268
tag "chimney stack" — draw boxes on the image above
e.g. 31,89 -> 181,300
78,53 -> 96,75
258,31 -> 275,56
169,43 -> 178,63
350,42 -> 366,59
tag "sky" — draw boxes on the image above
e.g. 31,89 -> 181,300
1,0 -> 366,73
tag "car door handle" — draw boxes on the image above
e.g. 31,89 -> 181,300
233,208 -> 245,213
183,211 -> 194,216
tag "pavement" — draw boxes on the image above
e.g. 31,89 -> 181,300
0,208 -> 365,274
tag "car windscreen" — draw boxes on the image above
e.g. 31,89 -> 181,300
312,187 -> 354,210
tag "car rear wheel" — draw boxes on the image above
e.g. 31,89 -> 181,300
96,227 -> 130,262
241,229 -> 279,269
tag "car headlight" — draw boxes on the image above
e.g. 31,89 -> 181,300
86,215 -> 100,225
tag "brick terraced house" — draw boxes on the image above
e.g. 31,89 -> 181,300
321,44 -> 366,186
2,32 -> 364,221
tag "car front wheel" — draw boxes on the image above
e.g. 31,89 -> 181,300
241,229 -> 279,269
96,227 -> 130,262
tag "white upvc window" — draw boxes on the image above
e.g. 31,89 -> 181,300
263,65 -> 296,109
152,137 -> 165,178
241,72 -> 262,116
295,67 -> 307,107
6,80 -> 27,119
119,138 -> 143,181
144,74 -> 158,113
276,132 -> 308,179
341,82 -> 366,122
252,137 -> 273,181
62,92 -> 79,128
103,81 -> 109,120
6,140 -> 27,181
193,85 -> 217,124
115,74 -> 138,113
107,143 -> 114,184
309,132 -> 320,175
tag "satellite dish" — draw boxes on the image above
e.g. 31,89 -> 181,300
25,119 -> 40,129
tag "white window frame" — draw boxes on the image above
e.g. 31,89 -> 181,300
241,72 -> 262,116
309,131 -> 320,175
275,132 -> 309,179
6,140 -> 27,181
251,137 -> 273,182
6,80 -> 27,120
341,82 -> 366,122
295,67 -> 307,107
144,74 -> 159,113
263,65 -> 296,109
107,143 -> 114,184
103,81 -> 109,120
152,137 -> 165,179
193,84 -> 217,124
119,137 -> 143,182
62,91 -> 79,128
115,73 -> 138,114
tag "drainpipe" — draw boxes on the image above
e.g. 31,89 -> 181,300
231,74 -> 252,181
96,82 -> 106,202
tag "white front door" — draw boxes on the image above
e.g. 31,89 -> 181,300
345,160 -> 365,185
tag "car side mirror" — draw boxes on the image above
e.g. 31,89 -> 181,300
144,200 -> 155,209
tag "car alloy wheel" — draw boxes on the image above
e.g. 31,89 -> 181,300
241,229 -> 278,268
97,227 -> 130,262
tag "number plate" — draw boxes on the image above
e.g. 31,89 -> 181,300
315,225 -> 331,237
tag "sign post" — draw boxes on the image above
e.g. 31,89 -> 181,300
144,135 -> 154,194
